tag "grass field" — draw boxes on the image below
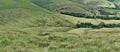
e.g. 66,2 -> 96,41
0,0 -> 120,52
49,28 -> 120,52
0,27 -> 120,52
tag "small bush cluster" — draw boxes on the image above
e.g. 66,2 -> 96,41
76,22 -> 120,29
61,12 -> 120,20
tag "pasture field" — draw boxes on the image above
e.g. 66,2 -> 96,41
0,27 -> 120,52
0,0 -> 120,52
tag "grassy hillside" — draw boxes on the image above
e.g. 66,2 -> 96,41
110,0 -> 120,8
1,27 -> 120,52
49,28 -> 120,52
31,0 -> 120,19
30,0 -> 56,11
72,0 -> 116,8
0,0 -> 120,52
31,0 -> 100,15
0,0 -> 120,28
1,9 -> 78,28
0,0 -> 75,28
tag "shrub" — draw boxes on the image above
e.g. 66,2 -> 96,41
61,12 -> 120,20
76,22 -> 120,28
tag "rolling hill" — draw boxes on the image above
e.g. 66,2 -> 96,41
30,0 -> 100,15
0,0 -> 75,28
0,0 -> 120,52
0,0 -> 120,28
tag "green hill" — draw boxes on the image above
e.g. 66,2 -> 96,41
72,0 -> 116,8
109,0 -> 120,8
0,0 -> 119,28
31,0 -> 100,15
0,0 -> 75,27
0,0 -> 120,52
0,0 -> 119,27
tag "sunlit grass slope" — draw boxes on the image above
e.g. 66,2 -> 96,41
31,0 -> 100,15
0,0 -> 120,52
71,0 -> 116,8
0,0 -> 75,28
0,0 -> 119,28
1,27 -> 120,52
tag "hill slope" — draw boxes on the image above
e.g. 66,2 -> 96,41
0,0 -> 75,28
1,0 -> 120,28
1,0 -> 120,52
72,0 -> 116,8
31,0 -> 100,15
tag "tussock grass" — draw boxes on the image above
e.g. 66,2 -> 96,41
0,0 -> 120,52
0,27 -> 120,52
48,28 -> 120,52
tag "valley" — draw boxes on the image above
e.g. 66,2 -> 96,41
0,0 -> 120,52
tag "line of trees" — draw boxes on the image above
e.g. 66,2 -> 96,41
61,12 -> 120,20
76,22 -> 120,29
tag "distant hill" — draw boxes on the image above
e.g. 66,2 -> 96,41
0,0 -> 75,27
71,0 -> 116,8
0,0 -> 120,28
31,0 -> 100,15
0,0 -> 120,52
